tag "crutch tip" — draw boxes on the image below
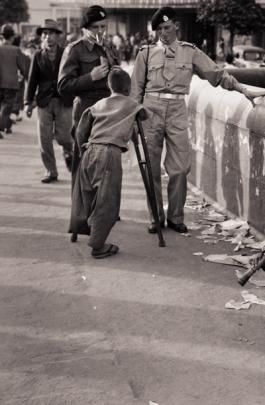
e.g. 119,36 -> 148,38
159,241 -> 166,247
71,233 -> 78,242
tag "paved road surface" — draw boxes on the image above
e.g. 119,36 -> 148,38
0,115 -> 265,405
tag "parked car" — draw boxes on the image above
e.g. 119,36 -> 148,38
233,45 -> 265,68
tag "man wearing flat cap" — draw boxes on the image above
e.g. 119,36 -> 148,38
25,19 -> 74,183
131,6 -> 265,234
0,24 -> 28,138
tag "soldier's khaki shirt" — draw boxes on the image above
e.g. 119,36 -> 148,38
131,39 -> 241,103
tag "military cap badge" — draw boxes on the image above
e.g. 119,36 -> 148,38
100,11 -> 105,17
151,6 -> 176,30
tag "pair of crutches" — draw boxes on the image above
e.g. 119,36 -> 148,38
70,113 -> 166,247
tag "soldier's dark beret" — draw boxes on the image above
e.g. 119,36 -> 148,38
151,7 -> 177,30
81,5 -> 107,29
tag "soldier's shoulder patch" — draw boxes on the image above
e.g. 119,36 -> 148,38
180,41 -> 196,49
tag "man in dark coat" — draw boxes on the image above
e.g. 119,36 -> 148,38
25,19 -> 73,183
0,25 -> 28,138
57,5 -> 119,238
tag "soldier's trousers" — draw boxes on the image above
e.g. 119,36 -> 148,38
143,95 -> 191,224
37,98 -> 73,177
79,144 -> 122,250
0,88 -> 16,131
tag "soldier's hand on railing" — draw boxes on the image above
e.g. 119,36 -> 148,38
91,64 -> 109,81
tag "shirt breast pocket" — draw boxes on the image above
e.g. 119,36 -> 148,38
148,63 -> 164,87
79,54 -> 99,74
174,62 -> 193,86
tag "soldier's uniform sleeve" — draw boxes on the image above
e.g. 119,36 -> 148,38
75,108 -> 94,156
192,47 -> 243,91
58,43 -> 94,97
130,48 -> 148,103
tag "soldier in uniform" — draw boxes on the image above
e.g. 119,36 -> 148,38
58,5 -> 119,239
58,5 -> 119,181
131,6 -> 265,234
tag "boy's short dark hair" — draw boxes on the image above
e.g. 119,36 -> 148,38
108,68 -> 131,95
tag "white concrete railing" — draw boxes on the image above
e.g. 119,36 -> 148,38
187,75 -> 265,235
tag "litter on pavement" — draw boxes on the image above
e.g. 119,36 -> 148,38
184,192 -> 265,287
225,290 -> 265,310
204,254 -> 256,267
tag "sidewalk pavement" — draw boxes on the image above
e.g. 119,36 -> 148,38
0,114 -> 265,405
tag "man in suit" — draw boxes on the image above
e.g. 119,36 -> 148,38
0,25 -> 28,138
25,19 -> 73,183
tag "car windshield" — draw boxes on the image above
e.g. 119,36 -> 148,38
244,51 -> 264,61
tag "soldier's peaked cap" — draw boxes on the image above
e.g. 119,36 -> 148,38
81,5 -> 107,29
151,7 -> 177,30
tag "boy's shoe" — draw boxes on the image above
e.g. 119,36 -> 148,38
167,220 -> 188,233
92,244 -> 119,259
148,220 -> 165,234
41,175 -> 58,184
5,128 -> 12,134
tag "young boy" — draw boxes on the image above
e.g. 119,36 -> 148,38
69,68 -> 146,259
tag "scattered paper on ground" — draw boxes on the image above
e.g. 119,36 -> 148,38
246,240 -> 265,250
204,254 -> 255,267
225,290 -> 265,310
204,210 -> 226,222
249,278 -> 265,287
204,239 -> 218,244
225,300 -> 251,310
241,290 -> 265,305
219,219 -> 248,232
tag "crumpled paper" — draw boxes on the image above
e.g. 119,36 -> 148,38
225,300 -> 251,310
225,290 -> 265,310
246,240 -> 265,251
204,254 -> 255,267
204,210 -> 226,222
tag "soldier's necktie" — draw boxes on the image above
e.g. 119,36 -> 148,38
163,46 -> 176,81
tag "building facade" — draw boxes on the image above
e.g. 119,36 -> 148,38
23,0 -> 208,48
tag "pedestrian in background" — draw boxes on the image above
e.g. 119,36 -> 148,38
58,5 -> 120,186
25,19 -> 74,184
131,6 -> 265,235
11,35 -> 31,123
0,25 -> 28,139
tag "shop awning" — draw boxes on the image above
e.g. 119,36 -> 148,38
50,0 -> 199,9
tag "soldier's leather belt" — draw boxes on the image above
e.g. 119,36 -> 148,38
146,92 -> 185,100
